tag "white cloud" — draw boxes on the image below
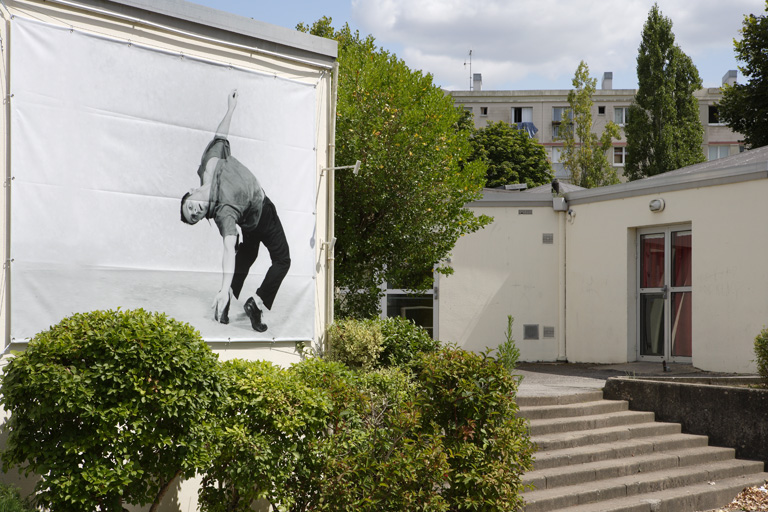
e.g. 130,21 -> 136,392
351,0 -> 765,90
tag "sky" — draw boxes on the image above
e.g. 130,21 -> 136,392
191,0 -> 765,91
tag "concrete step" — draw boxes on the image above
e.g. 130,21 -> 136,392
532,433 -> 710,470
532,420 -> 682,451
528,410 -> 656,436
523,459 -> 765,512
517,389 -> 604,407
524,446 -> 736,489
533,472 -> 768,512
520,399 -> 628,420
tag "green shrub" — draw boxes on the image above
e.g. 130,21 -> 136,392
199,359 -> 331,512
0,483 -> 34,512
496,315 -> 521,373
414,346 -> 535,511
326,318 -> 384,369
756,328 -> 768,386
379,316 -> 440,368
0,309 -> 222,512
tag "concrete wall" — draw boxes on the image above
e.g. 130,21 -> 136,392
439,194 -> 564,361
441,160 -> 768,374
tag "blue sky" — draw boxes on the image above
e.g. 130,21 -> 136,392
192,0 -> 765,92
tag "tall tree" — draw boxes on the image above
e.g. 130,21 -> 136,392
719,2 -> 768,149
469,121 -> 553,188
624,4 -> 705,181
298,18 -> 491,318
557,61 -> 621,188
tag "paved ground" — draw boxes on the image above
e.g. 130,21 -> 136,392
514,361 -> 750,398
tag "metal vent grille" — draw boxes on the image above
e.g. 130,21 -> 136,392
523,324 -> 539,340
518,209 -> 533,215
543,326 -> 555,338
543,233 -> 554,244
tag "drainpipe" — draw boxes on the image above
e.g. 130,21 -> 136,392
324,62 -> 339,348
557,203 -> 567,361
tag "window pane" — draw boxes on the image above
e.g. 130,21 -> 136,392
671,291 -> 692,357
386,293 -> 434,338
672,231 -> 692,287
641,234 -> 665,288
521,107 -> 533,123
640,294 -> 665,356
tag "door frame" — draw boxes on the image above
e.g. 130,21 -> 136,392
636,224 -> 692,363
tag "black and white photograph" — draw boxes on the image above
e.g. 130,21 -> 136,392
10,18 -> 318,342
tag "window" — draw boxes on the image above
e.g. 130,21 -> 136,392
708,105 -> 721,124
512,106 -> 533,123
708,145 -> 730,161
463,106 -> 473,113
613,146 -> 627,166
552,107 -> 572,123
598,106 -> 606,115
614,107 -> 629,125
551,147 -> 562,163
480,106 -> 488,116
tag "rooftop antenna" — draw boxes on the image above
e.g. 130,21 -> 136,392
464,49 -> 472,90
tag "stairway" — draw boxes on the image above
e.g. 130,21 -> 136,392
518,390 -> 768,512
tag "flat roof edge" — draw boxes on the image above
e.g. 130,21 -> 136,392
33,0 -> 337,62
566,163 -> 768,205
470,192 -> 554,208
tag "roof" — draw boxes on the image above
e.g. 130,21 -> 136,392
35,0 -> 338,66
471,146 -> 768,208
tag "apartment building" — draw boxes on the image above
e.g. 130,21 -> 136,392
450,71 -> 743,181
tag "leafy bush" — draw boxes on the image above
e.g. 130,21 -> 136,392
756,328 -> 768,386
414,346 -> 535,511
0,483 -> 34,512
0,309 -> 222,512
325,318 -> 384,369
379,316 -> 440,368
199,359 -> 331,512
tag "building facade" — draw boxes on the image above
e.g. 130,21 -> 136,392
450,72 -> 744,181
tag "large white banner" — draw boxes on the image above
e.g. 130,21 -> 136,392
10,18 -> 317,341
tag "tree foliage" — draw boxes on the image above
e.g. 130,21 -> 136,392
557,61 -> 621,188
297,18 -> 491,318
624,4 -> 705,181
719,2 -> 768,149
469,120 -> 553,188
0,309 -> 222,512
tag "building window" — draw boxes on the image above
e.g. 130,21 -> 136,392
552,107 -> 572,123
708,145 -> 730,161
708,105 -> 721,124
480,106 -> 488,116
463,106 -> 473,113
613,146 -> 627,166
512,106 -> 533,123
598,106 -> 606,115
614,107 -> 629,125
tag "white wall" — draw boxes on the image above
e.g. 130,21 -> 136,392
439,199 -> 563,361
565,179 -> 768,372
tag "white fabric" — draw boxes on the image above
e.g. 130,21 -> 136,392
10,18 -> 317,341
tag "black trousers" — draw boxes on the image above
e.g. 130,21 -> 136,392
230,197 -> 291,310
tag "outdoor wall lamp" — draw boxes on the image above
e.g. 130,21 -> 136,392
321,160 -> 361,176
649,198 -> 665,212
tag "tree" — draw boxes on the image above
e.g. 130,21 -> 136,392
624,4 -> 705,181
557,61 -> 621,188
469,120 -> 553,188
0,309 -> 222,512
719,2 -> 768,149
297,18 -> 491,318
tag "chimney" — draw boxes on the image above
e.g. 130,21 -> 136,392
722,70 -> 737,87
602,72 -> 613,90
473,73 -> 482,91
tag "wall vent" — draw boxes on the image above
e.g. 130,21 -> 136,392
543,326 -> 555,338
518,209 -> 533,215
543,233 -> 554,244
523,324 -> 539,340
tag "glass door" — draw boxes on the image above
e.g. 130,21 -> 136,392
638,226 -> 692,362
